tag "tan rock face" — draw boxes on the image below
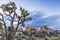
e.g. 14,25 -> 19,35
25,27 -> 31,32
40,26 -> 53,32
31,27 -> 36,31
40,27 -> 47,31
25,27 -> 36,32
17,28 -> 23,32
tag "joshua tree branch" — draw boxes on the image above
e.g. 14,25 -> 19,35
0,13 -> 8,40
5,13 -> 12,19
10,11 -> 17,33
14,20 -> 20,35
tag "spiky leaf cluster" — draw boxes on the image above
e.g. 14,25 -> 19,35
1,2 -> 17,14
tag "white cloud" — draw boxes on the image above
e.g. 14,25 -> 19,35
13,22 -> 18,24
6,21 -> 10,23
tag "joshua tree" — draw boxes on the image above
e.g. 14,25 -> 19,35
0,2 -> 32,40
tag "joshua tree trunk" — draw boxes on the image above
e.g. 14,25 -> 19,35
0,23 -> 4,40
1,28 -> 4,40
7,31 -> 14,40
9,32 -> 14,40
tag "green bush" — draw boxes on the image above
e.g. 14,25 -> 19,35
25,36 -> 35,40
16,36 -> 22,40
37,34 -> 45,38
44,38 -> 49,40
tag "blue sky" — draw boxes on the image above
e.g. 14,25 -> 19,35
0,0 -> 60,30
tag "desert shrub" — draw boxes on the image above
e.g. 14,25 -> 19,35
34,32 -> 41,37
34,32 -> 39,37
42,31 -> 47,34
16,36 -> 22,40
44,38 -> 49,40
25,36 -> 35,40
34,32 -> 45,38
29,32 -> 33,36
39,34 -> 45,38
23,32 -> 28,35
17,33 -> 21,36
22,36 -> 25,38
15,33 -> 25,40
31,31 -> 35,35
46,34 -> 51,37
50,32 -> 58,37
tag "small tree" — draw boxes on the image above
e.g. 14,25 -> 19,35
0,2 -> 32,40
44,38 -> 48,40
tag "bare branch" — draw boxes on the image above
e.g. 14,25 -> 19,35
5,13 -> 13,19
